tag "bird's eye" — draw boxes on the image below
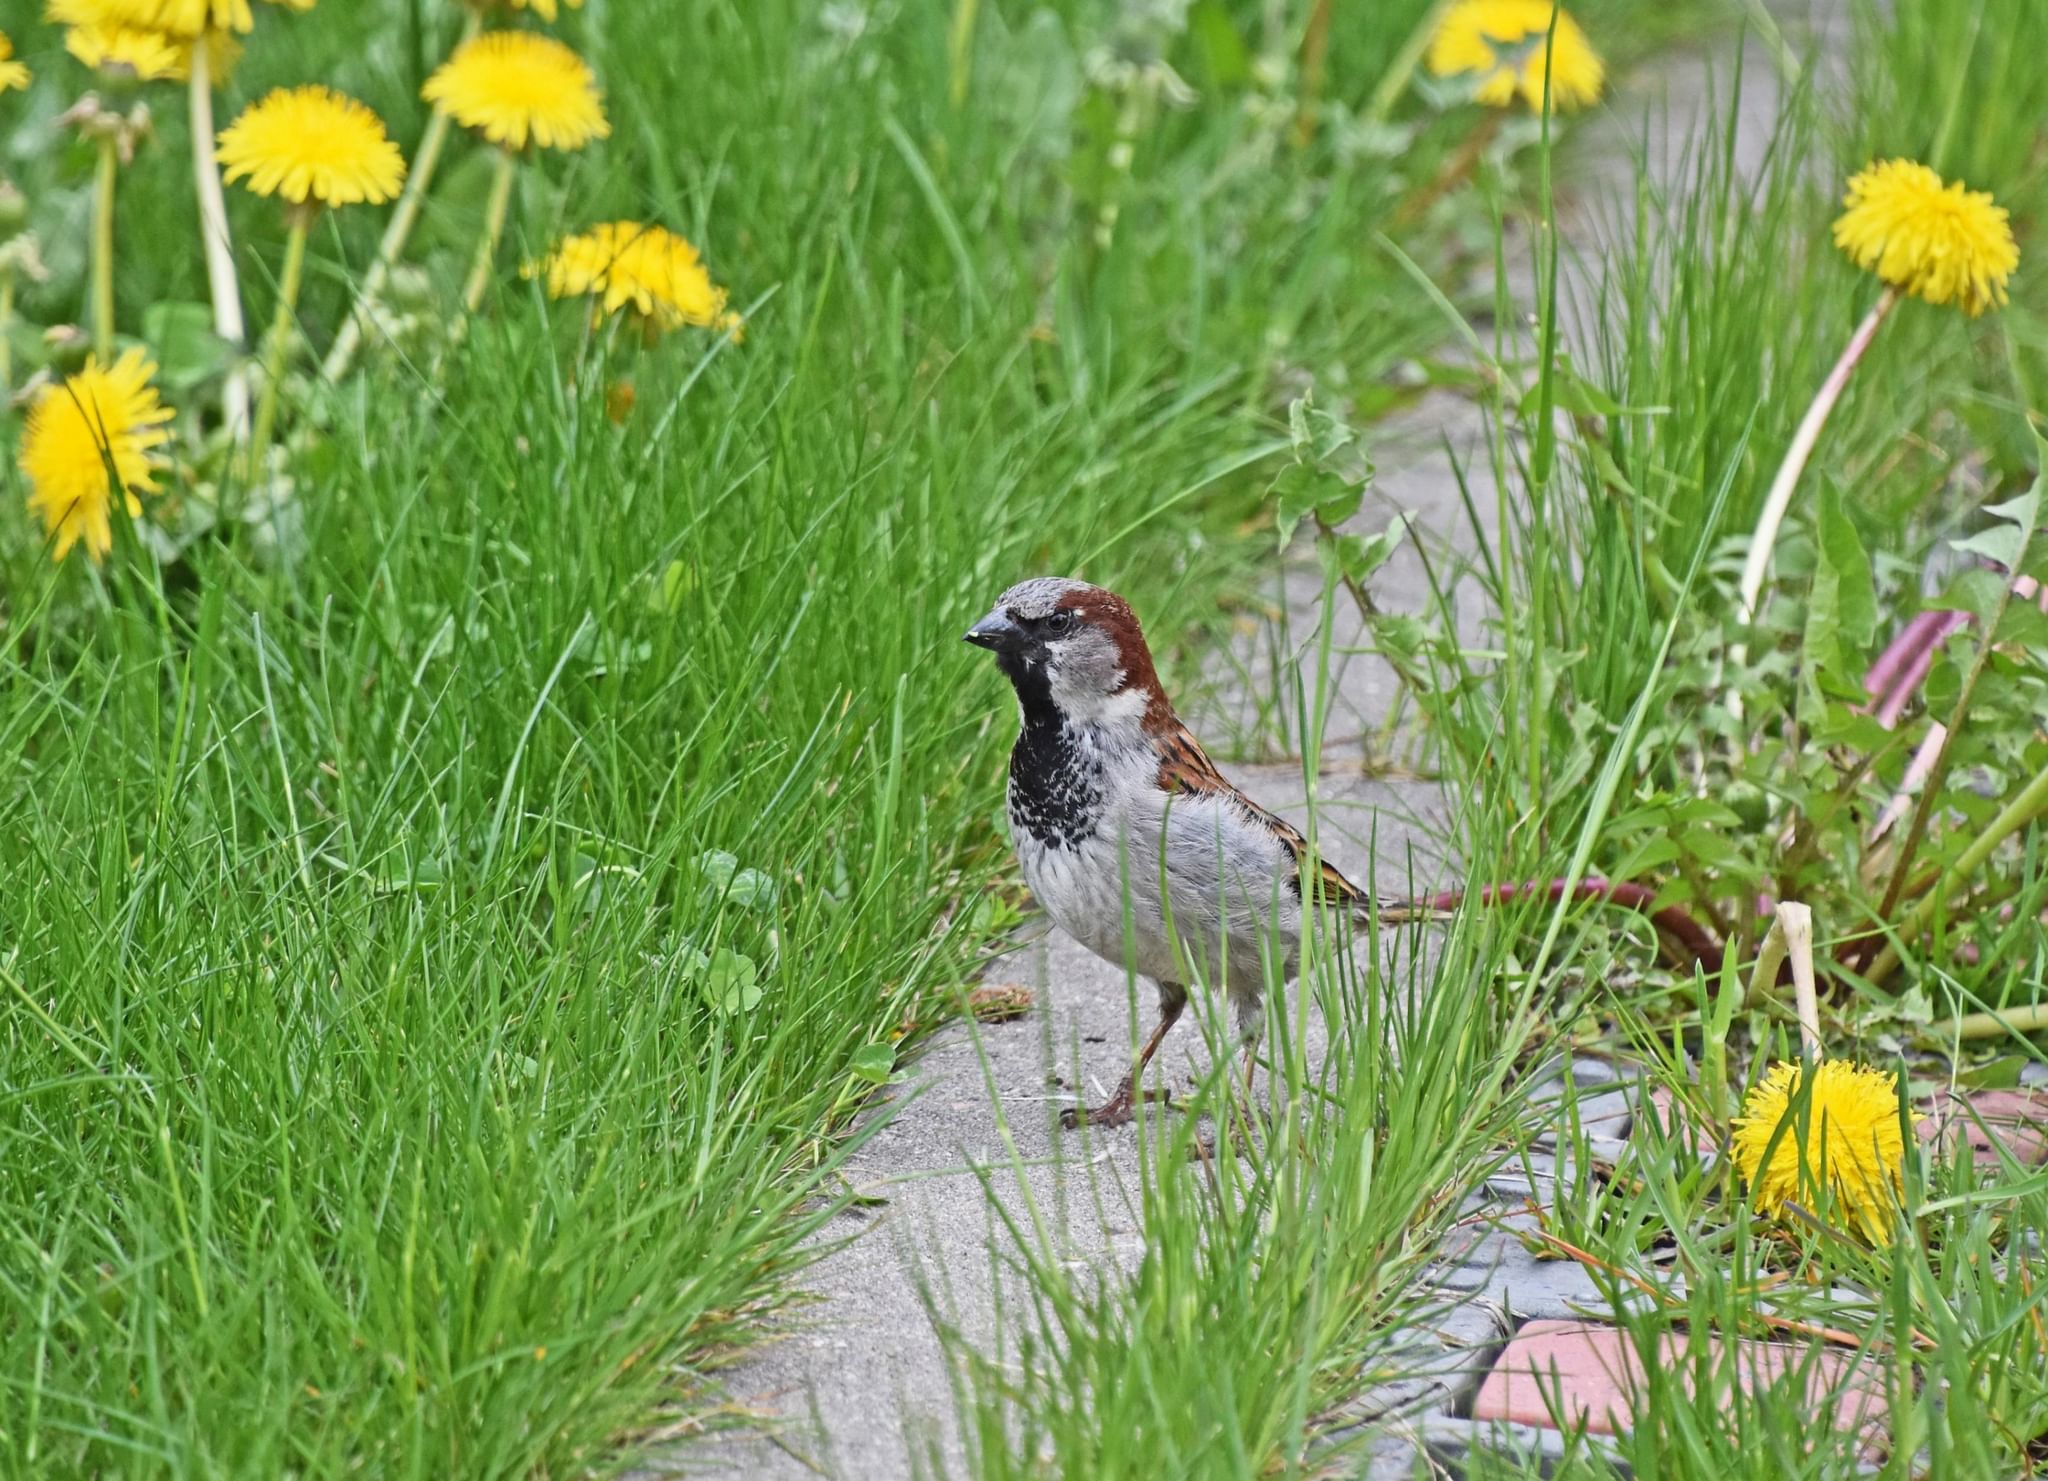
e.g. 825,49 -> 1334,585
1044,610 -> 1077,638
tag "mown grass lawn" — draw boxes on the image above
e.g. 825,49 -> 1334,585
4,0 -> 2046,1476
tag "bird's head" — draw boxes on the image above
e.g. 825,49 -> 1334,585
964,578 -> 1169,730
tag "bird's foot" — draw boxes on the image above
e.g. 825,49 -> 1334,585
1059,1075 -> 1174,1130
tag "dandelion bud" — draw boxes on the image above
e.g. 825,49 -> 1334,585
43,324 -> 93,375
0,233 -> 48,283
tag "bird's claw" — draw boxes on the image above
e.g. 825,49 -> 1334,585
1058,1080 -> 1174,1130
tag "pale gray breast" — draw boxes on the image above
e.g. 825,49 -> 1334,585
1010,732 -> 1307,987
1076,783 -> 1305,986
1148,790 -> 1303,947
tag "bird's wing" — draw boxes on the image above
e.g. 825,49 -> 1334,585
1150,717 -> 1369,911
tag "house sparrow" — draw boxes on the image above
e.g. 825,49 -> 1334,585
965,577 -> 1404,1128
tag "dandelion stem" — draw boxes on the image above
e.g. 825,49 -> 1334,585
1745,911 -> 1789,1012
462,148 -> 518,315
1872,511 -> 2038,938
90,133 -> 118,361
1365,0 -> 1454,122
1727,288 -> 1899,696
1933,1000 -> 2048,1042
1392,111 -> 1500,227
1777,902 -> 1821,1058
0,270 -> 12,398
245,212 -> 311,483
322,5 -> 482,382
1740,906 -> 1827,1057
1867,756 -> 2048,986
946,0 -> 980,108
1293,0 -> 1334,147
188,44 -> 251,440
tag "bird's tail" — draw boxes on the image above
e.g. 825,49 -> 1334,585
1358,896 -> 1453,926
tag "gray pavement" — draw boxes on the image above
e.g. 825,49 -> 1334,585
667,6 -> 1844,1476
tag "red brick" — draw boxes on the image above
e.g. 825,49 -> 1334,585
1916,1088 -> 2048,1168
1641,1086 -> 1718,1158
1472,1319 -> 1886,1456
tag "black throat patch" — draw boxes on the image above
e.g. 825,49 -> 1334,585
1001,655 -> 1104,852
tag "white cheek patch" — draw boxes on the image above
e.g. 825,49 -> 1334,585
1048,661 -> 1147,729
1095,685 -> 1148,728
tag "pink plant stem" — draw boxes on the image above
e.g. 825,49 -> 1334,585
188,46 -> 251,441
1862,574 -> 2046,726
1868,723 -> 1945,843
1863,609 -> 1961,718
1864,610 -> 1969,727
1421,877 -> 1725,970
1727,288 -> 1900,706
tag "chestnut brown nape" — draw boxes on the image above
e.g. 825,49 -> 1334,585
1060,588 -> 1174,732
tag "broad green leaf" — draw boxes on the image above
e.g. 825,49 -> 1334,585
726,867 -> 779,910
1933,568 -> 2011,627
1272,463 -> 1360,546
1993,599 -> 2048,649
703,948 -> 760,1017
1515,354 -> 1663,420
1948,455 -> 2044,570
1287,393 -> 1356,466
371,855 -> 445,894
696,849 -> 778,909
1272,393 -> 1372,546
142,301 -> 229,392
1370,612 -> 1439,660
653,559 -> 693,613
847,1043 -> 895,1084
1319,516 -> 1408,586
1800,485 -> 1876,716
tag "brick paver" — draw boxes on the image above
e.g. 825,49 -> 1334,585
1471,1319 -> 1888,1459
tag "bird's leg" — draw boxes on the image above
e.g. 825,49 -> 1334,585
1229,990 -> 1266,1114
1061,982 -> 1187,1129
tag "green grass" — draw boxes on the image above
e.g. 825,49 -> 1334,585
7,0 -> 2043,1473
0,0 -> 1551,1474
946,908 -> 1530,1479
939,0 -> 2048,1474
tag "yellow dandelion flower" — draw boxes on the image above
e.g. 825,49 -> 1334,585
1732,1059 -> 1909,1246
51,0 -> 243,35
0,32 -> 30,91
530,222 -> 735,334
136,0 -> 250,32
1427,0 -> 1604,112
61,18 -> 238,83
46,0 -> 136,25
63,21 -> 182,79
60,0 -> 304,36
20,349 -> 174,563
1833,159 -> 2019,316
422,31 -> 609,153
218,85 -> 405,208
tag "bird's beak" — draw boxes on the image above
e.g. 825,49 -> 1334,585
963,608 -> 1024,654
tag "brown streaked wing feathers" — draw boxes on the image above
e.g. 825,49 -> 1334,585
1152,718 -> 1367,910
